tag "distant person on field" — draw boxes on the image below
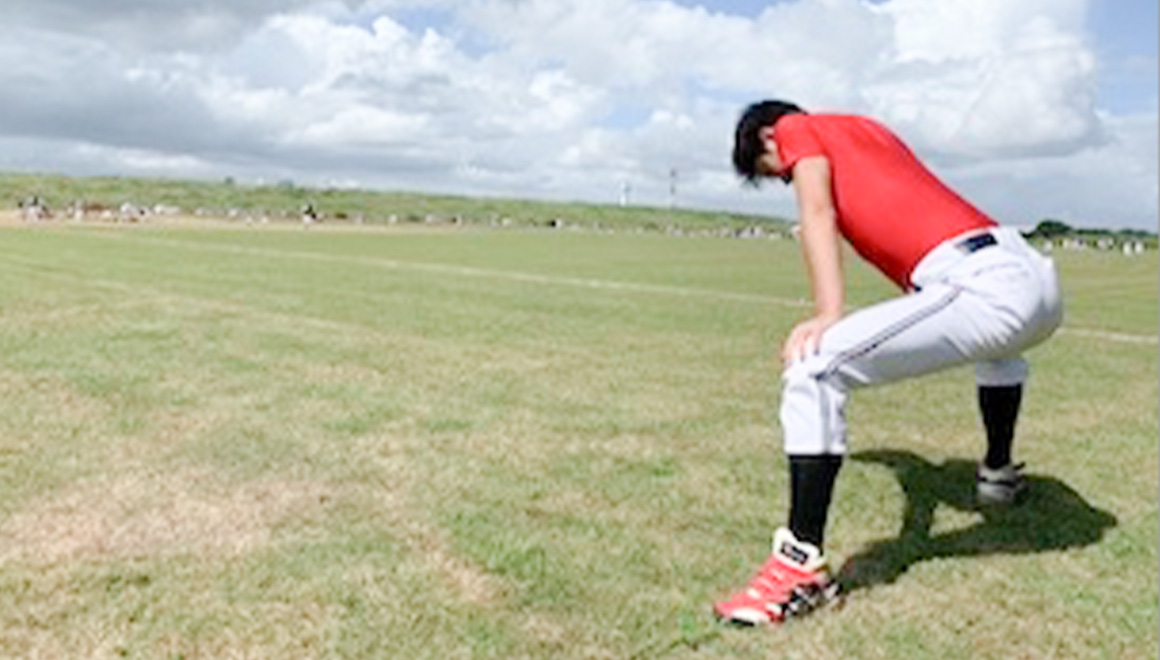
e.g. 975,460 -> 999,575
713,100 -> 1063,625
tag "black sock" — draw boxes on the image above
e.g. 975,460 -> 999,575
788,454 -> 843,550
979,385 -> 1023,469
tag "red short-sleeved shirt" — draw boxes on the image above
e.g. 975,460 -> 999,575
773,114 -> 996,289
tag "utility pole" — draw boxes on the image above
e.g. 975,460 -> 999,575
668,167 -> 678,211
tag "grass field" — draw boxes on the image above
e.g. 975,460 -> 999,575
0,217 -> 1155,659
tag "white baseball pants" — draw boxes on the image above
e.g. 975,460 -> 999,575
780,227 -> 1063,455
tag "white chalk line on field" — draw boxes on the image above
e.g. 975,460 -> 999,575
1056,327 -> 1158,345
9,231 -> 1159,347
0,254 -> 424,342
71,230 -> 817,309
0,252 -> 621,375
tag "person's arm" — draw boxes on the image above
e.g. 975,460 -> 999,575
782,155 -> 844,364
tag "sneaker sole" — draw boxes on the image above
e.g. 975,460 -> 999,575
782,581 -> 843,620
976,484 -> 1027,506
716,582 -> 843,626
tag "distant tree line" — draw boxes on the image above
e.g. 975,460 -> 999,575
1025,219 -> 1156,244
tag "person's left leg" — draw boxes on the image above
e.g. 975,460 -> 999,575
979,384 -> 1022,469
975,359 -> 1030,504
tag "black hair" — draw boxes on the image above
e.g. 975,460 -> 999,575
732,100 -> 806,184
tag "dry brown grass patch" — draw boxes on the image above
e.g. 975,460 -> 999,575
373,488 -> 502,605
0,468 -> 333,564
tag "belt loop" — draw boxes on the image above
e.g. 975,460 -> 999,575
957,232 -> 997,254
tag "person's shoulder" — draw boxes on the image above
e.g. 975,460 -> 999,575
772,112 -> 815,139
809,113 -> 878,126
810,113 -> 901,140
779,113 -> 873,131
777,113 -> 812,128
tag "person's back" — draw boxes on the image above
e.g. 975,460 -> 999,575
773,113 -> 995,289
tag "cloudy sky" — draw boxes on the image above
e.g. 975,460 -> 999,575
0,0 -> 1155,230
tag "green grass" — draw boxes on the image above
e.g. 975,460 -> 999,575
0,221 -> 1155,659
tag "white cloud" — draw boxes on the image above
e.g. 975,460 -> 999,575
865,0 -> 1102,158
945,113 -> 1158,228
0,0 -> 338,51
459,0 -> 890,107
0,0 -> 1153,229
884,0 -> 1086,61
292,106 -> 432,147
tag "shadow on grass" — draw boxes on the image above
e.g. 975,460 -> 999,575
837,450 -> 1118,593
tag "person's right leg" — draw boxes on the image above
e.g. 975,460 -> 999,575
788,454 -> 843,548
717,283 -> 1002,625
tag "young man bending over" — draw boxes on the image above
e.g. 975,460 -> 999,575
714,101 -> 1063,625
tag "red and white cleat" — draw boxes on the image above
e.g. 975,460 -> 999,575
714,528 -> 841,626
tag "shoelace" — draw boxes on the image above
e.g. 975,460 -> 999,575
746,556 -> 808,601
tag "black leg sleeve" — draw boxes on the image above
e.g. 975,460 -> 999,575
979,384 -> 1023,469
788,454 -> 843,550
